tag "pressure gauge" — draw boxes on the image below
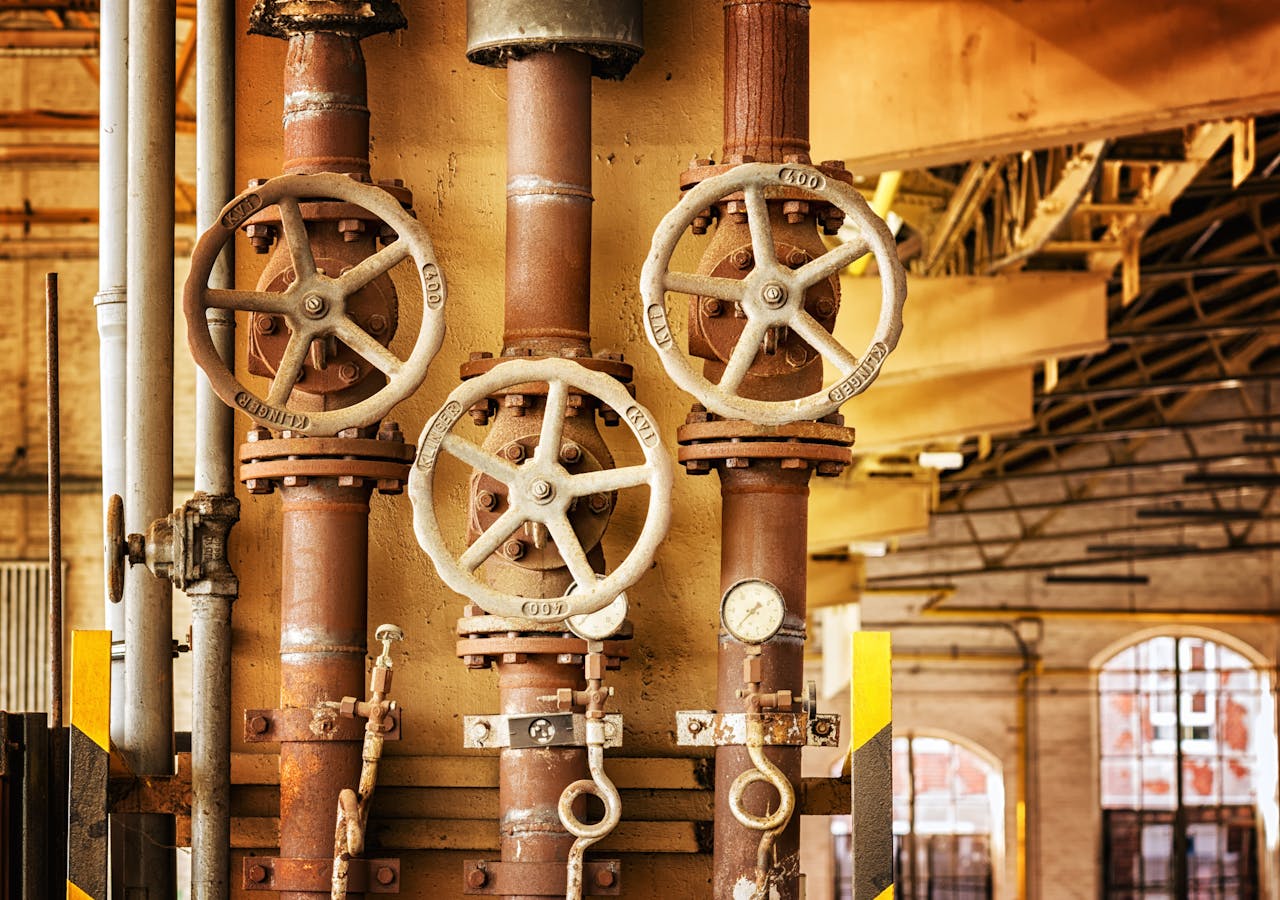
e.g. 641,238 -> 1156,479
720,579 -> 787,645
565,585 -> 629,641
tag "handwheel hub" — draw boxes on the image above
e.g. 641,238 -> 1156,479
530,479 -> 555,504
760,281 -> 788,308
302,293 -> 328,318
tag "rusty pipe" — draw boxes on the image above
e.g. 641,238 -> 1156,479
503,51 -> 594,354
723,0 -> 811,164
715,465 -> 808,899
280,483 -> 372,900
283,32 -> 371,176
497,655 -> 588,900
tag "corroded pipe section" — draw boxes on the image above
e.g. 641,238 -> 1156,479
504,51 -> 594,354
715,465 -> 809,900
723,0 -> 811,164
283,32 -> 371,177
279,482 -> 371,900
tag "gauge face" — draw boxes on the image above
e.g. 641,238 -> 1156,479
566,587 -> 629,641
720,579 -> 786,645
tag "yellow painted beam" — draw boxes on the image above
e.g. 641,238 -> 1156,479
68,630 -> 111,900
851,631 -> 893,899
809,477 -> 933,550
842,365 -> 1034,452
808,554 -> 867,609
829,272 -> 1108,385
811,0 -> 1280,171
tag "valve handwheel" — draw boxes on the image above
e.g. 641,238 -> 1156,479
409,358 -> 673,622
184,173 -> 447,436
641,162 -> 907,425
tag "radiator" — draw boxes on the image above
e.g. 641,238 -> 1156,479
0,562 -> 53,712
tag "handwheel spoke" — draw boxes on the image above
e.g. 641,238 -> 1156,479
206,288 -> 289,314
441,434 -> 521,484
460,507 -> 525,572
536,380 -> 569,463
720,319 -> 767,394
546,517 -> 599,591
335,317 -> 403,376
569,465 -> 651,497
794,237 -> 870,289
266,332 -> 309,407
335,240 -> 412,295
744,185 -> 778,270
665,271 -> 748,303
277,197 -> 317,280
791,311 -> 859,375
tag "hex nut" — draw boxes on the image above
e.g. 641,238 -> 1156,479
248,715 -> 269,735
502,539 -> 525,561
466,867 -> 488,888
248,863 -> 268,883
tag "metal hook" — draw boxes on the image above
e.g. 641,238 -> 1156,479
558,721 -> 622,900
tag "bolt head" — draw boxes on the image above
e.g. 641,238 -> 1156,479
254,314 -> 278,335
248,715 -> 269,734
476,490 -> 498,511
502,539 -> 526,561
376,866 -> 396,885
530,479 -> 554,502
559,442 -> 582,464
466,867 -> 488,888
588,493 -> 610,514
702,297 -> 723,318
338,362 -> 360,384
368,313 -> 388,334
503,444 -> 525,463
302,294 -> 327,318
731,248 -> 754,270
248,863 -> 268,883
761,282 -> 788,308
595,868 -> 617,888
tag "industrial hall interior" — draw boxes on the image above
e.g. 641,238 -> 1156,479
5,0 -> 1280,898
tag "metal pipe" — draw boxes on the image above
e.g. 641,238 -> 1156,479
95,0 -> 127,748
279,483 -> 371,900
46,272 -> 62,728
716,467 -> 809,900
722,0 -> 810,163
123,0 -> 176,888
191,0 -> 237,893
503,51 -> 594,354
283,32 -> 370,176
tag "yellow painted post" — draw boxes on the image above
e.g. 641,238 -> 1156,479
852,631 -> 893,900
67,630 -> 111,900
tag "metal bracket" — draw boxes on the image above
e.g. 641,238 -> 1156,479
243,856 -> 400,892
243,705 -> 402,743
675,710 -> 840,748
463,713 -> 623,750
462,859 -> 620,896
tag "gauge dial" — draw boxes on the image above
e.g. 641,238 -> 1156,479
565,585 -> 629,641
720,579 -> 786,645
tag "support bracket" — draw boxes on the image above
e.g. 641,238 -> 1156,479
463,713 -> 623,750
674,710 -> 840,748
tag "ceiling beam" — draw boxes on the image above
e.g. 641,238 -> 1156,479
937,485 -> 1269,518
944,451 -> 1274,489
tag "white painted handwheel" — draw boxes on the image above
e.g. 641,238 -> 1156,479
409,358 -> 673,622
185,173 -> 446,436
640,162 -> 907,425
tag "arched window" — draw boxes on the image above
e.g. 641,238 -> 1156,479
1099,634 -> 1273,898
835,734 -> 1003,899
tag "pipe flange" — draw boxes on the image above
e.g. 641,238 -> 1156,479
641,162 -> 907,425
679,158 -> 855,234
185,173 -> 446,436
238,429 -> 414,493
248,0 -> 407,39
456,609 -> 635,641
455,635 -> 629,668
411,358 -> 672,623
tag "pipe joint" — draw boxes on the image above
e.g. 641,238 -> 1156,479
120,491 -> 240,598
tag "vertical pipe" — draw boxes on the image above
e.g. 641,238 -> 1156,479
715,466 -> 809,900
722,0 -> 810,163
123,0 -> 177,890
279,484 -> 370,900
192,0 -> 237,894
95,0 -> 128,748
46,272 -> 61,729
503,51 -> 593,354
282,32 -> 370,177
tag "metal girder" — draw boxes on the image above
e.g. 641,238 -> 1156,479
937,486 -> 1269,518
976,414 -> 1280,450
1036,371 -> 1277,405
0,108 -> 196,131
944,450 -> 1274,489
809,477 -> 933,550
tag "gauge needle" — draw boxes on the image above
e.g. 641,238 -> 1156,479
742,601 -> 762,622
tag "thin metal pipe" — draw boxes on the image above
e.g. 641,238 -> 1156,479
46,272 -> 62,728
190,0 -> 236,893
95,0 -> 127,748
123,0 -> 176,889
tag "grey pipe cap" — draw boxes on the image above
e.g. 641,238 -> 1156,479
466,0 -> 643,80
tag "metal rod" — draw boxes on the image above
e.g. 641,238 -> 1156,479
46,272 -> 62,729
1108,318 -> 1280,343
938,485 -> 1268,518
190,0 -> 237,893
122,0 -> 177,888
972,414 -> 1280,450
95,0 -> 127,748
1036,372 -> 1276,404
943,451 -> 1272,489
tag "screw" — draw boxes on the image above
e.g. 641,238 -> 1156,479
814,297 -> 837,318
377,420 -> 403,443
248,715 -> 269,735
814,719 -> 833,736
302,294 -> 327,318
588,493 -> 610,514
469,400 -> 494,427
376,866 -> 396,885
731,248 -> 754,270
530,479 -> 554,502
687,719 -> 703,733
559,443 -> 582,465
248,863 -> 268,883
691,207 -> 713,235
503,444 -> 525,463
702,298 -> 723,318
503,539 -> 526,561
476,490 -> 498,511
338,362 -> 360,384
471,720 -> 491,741
595,867 -> 617,888
338,217 -> 365,242
245,223 -> 275,254
685,404 -> 710,425
246,426 -> 271,443
254,314 -> 277,335
466,867 -> 488,888
783,199 -> 810,225
787,248 -> 810,268
367,313 -> 388,335
761,283 -> 787,308
528,717 -> 556,744
245,479 -> 274,494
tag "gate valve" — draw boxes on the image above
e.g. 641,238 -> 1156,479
332,624 -> 404,899
641,161 -> 907,425
409,357 -> 673,623
184,173 -> 447,436
558,641 -> 622,900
